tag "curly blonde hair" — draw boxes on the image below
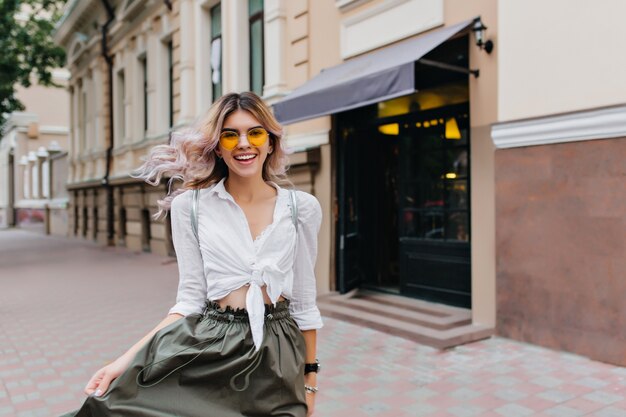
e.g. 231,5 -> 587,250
131,92 -> 293,219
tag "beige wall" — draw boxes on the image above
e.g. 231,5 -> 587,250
447,0 -> 498,326
498,0 -> 626,121
14,74 -> 69,127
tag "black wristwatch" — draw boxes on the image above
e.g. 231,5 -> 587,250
304,359 -> 321,374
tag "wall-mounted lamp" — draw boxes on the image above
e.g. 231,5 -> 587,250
472,18 -> 494,54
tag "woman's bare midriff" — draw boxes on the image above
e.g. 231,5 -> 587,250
216,284 -> 285,310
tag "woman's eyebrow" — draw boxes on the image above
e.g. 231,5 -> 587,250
220,125 -> 264,133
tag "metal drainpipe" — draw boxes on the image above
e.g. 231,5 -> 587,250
100,0 -> 115,246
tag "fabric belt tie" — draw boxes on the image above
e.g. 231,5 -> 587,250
247,260 -> 283,352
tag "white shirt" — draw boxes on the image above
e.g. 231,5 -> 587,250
168,176 -> 324,351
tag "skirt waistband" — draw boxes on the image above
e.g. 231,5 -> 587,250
202,299 -> 291,322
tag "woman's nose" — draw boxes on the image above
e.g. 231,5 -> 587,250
237,133 -> 251,148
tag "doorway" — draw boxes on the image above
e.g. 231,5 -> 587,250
335,35 -> 472,307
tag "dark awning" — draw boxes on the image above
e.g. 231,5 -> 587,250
273,18 -> 475,125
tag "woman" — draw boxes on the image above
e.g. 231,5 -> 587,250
61,92 -> 323,417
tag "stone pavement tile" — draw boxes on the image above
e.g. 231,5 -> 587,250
559,381 -> 597,396
0,406 -> 16,416
530,375 -> 565,388
447,373 -> 480,385
406,387 -> 439,401
467,393 -> 510,410
493,403 -> 535,417
559,396 -> 610,414
379,393 -> 419,410
478,412 -> 510,417
375,410 -> 414,417
448,387 -> 482,401
583,390 -> 625,405
543,404 -> 586,417
536,389 -> 577,403
487,364 -> 518,374
405,402 -> 438,416
574,376 -> 611,389
422,393 -> 464,408
588,407 -> 626,417
515,395 -> 557,412
314,399 -> 348,415
362,387 -> 394,399
492,388 -> 530,401
446,404 -> 486,417
489,375 -> 525,387
358,400 -> 392,415
612,399 -> 626,409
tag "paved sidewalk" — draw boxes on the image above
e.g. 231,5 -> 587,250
0,229 -> 624,417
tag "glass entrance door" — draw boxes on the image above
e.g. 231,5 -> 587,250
395,104 -> 471,307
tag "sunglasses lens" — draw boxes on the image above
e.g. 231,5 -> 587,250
219,131 -> 239,150
219,128 -> 269,150
248,128 -> 268,147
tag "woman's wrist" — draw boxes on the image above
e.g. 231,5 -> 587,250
304,371 -> 318,395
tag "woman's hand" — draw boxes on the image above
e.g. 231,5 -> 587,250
305,391 -> 316,416
84,354 -> 132,397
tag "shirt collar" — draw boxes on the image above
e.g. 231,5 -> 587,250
208,177 -> 285,202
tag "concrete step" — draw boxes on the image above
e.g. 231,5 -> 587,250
317,292 -> 494,349
325,296 -> 471,330
357,290 -> 470,317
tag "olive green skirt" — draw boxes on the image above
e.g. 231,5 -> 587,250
60,300 -> 308,417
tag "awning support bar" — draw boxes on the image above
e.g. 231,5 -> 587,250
419,58 -> 480,78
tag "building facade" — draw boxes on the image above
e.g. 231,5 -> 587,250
54,0 -> 625,366
0,70 -> 70,235
274,0 -> 624,365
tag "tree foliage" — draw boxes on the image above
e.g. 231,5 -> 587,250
0,0 -> 68,131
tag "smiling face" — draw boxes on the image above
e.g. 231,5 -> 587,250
215,109 -> 273,180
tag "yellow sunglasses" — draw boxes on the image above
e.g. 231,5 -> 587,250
219,127 -> 269,150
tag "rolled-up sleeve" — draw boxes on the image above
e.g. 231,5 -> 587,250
167,190 -> 207,316
289,191 -> 324,330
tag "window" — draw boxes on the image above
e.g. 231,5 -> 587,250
210,3 -> 222,101
167,40 -> 174,128
249,0 -> 264,95
116,70 -> 126,141
393,107 -> 471,242
79,85 -> 87,153
139,56 -> 148,133
141,208 -> 151,252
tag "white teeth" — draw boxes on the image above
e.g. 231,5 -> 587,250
234,154 -> 256,160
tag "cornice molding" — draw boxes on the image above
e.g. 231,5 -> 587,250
491,104 -> 626,149
285,130 -> 329,152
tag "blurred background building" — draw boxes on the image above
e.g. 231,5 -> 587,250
52,0 -> 625,366
0,69 -> 70,236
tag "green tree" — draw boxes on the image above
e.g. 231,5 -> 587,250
0,0 -> 67,131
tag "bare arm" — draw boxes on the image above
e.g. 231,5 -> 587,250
302,328 -> 317,378
302,329 -> 318,416
84,313 -> 184,396
118,313 -> 184,363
